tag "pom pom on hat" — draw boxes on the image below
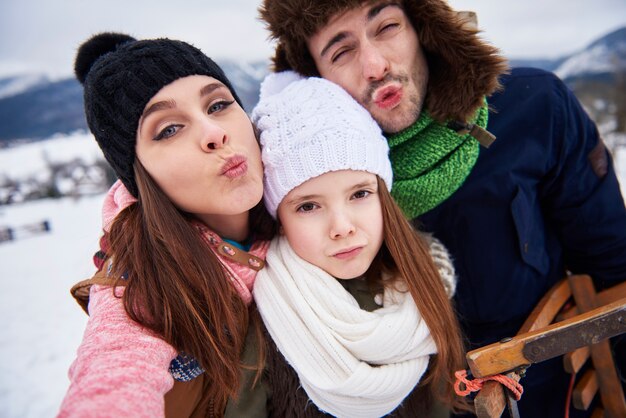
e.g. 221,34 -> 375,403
252,71 -> 393,218
74,33 -> 135,84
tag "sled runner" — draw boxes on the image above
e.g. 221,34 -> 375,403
462,275 -> 626,418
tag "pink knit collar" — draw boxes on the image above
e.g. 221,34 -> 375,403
102,180 -> 137,233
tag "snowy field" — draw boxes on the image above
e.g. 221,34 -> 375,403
0,133 -> 102,181
0,194 -> 102,418
0,135 -> 625,418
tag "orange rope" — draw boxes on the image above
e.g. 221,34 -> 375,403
454,370 -> 524,401
564,373 -> 575,418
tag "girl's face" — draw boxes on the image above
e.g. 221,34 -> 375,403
136,75 -> 263,238
277,170 -> 384,279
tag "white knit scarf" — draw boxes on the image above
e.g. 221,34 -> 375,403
254,236 -> 437,418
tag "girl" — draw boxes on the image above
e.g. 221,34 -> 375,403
251,72 -> 467,417
59,33 -> 273,417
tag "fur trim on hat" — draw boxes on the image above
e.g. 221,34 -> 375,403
258,0 -> 509,123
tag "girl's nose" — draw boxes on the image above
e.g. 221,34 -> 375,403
329,211 -> 356,239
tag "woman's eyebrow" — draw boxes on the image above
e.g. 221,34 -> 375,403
139,99 -> 176,130
139,82 -> 229,131
200,82 -> 227,98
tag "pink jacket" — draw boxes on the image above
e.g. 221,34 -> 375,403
58,181 -> 269,417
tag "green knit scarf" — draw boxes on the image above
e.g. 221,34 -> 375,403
386,100 -> 489,218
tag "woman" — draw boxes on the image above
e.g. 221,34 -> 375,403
59,32 -> 274,417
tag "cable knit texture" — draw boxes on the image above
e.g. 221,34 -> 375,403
101,180 -> 137,232
252,71 -> 393,218
421,232 -> 457,297
254,236 -> 437,418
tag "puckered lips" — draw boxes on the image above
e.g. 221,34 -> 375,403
373,85 -> 403,110
220,155 -> 248,179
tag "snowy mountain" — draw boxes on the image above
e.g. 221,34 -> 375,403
0,73 -> 49,99
509,26 -> 626,82
555,27 -> 626,81
0,59 -> 269,144
0,77 -> 85,143
219,60 -> 270,110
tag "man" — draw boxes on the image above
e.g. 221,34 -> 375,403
259,0 -> 626,416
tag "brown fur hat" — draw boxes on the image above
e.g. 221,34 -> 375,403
258,0 -> 509,123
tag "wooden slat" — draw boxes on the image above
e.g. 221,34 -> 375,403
466,299 -> 626,378
518,279 -> 571,334
573,368 -> 598,411
468,277 -> 626,418
564,346 -> 590,374
474,381 -> 506,418
591,407 -> 605,418
557,281 -> 626,322
568,275 -> 626,418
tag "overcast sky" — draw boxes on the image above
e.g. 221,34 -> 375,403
1,0 -> 625,78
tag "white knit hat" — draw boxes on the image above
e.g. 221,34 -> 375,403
252,71 -> 393,218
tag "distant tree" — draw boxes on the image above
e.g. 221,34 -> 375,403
94,159 -> 117,189
43,178 -> 62,199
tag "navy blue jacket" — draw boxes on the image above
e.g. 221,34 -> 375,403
419,68 -> 626,416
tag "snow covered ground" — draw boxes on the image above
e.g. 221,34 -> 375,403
0,195 -> 102,418
0,136 -> 625,418
0,133 -> 102,180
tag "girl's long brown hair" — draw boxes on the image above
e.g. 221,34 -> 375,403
370,176 -> 469,413
107,161 -> 273,411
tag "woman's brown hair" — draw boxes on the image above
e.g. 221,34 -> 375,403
370,176 -> 470,413
106,161 -> 273,412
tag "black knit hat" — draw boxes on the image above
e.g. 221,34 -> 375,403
74,32 -> 242,197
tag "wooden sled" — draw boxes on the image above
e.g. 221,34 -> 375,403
464,275 -> 626,418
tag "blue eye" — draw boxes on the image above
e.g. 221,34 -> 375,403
153,124 -> 182,141
208,100 -> 235,114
